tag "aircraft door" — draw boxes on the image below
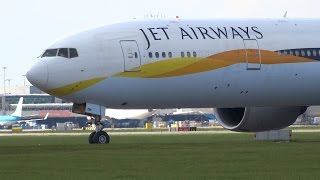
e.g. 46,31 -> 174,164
243,39 -> 261,70
120,40 -> 141,72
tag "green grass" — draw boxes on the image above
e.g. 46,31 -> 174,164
1,133 -> 320,180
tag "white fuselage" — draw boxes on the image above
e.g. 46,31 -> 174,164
27,18 -> 320,109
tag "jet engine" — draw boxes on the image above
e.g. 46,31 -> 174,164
214,106 -> 307,132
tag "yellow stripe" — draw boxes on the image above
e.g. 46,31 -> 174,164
114,58 -> 201,78
115,49 -> 315,78
210,49 -> 314,64
150,58 -> 234,78
46,77 -> 106,97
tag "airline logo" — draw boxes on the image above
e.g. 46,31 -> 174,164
140,26 -> 264,49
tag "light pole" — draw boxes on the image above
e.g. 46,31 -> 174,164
6,79 -> 11,87
22,75 -> 26,86
2,67 -> 7,115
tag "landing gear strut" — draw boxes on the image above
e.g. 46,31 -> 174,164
88,115 -> 110,144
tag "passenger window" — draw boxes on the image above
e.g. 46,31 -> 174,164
181,52 -> 185,58
307,50 -> 311,57
283,51 -> 287,55
168,52 -> 172,58
58,48 -> 69,58
42,49 -> 58,58
289,50 -> 293,55
155,52 -> 159,58
148,52 -> 153,58
301,50 -> 305,56
134,52 -> 138,58
69,48 -> 79,58
313,50 -> 317,56
294,50 -> 299,56
187,52 -> 191,58
193,51 -> 197,57
162,52 -> 166,58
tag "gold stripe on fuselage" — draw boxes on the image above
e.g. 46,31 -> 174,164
46,77 -> 106,97
115,49 -> 315,78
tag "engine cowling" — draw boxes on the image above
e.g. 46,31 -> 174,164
214,106 -> 307,132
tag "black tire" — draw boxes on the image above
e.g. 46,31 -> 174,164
93,131 -> 110,144
88,132 -> 96,144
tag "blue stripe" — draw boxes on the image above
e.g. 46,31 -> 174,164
0,116 -> 21,122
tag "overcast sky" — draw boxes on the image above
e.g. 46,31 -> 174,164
1,0 -> 320,86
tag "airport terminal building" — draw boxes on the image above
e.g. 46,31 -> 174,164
0,86 -> 71,115
0,86 -> 88,129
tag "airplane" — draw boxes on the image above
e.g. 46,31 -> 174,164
0,97 -> 48,128
27,18 -> 320,144
86,109 -> 156,127
0,97 -> 24,127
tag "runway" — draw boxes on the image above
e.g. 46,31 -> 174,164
0,128 -> 319,136
0,130 -> 238,136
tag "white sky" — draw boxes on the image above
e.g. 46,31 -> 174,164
0,0 -> 320,86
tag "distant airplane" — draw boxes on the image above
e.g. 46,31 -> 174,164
105,109 -> 156,119
0,97 -> 48,128
172,109 -> 203,115
27,18 -> 320,144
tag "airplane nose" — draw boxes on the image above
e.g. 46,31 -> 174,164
27,60 -> 48,89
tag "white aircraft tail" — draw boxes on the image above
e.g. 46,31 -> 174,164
11,97 -> 23,117
43,112 -> 49,120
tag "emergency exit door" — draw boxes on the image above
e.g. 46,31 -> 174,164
243,39 -> 261,70
120,40 -> 141,72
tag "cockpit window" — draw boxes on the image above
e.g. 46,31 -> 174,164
41,48 -> 79,59
42,49 -> 58,57
69,48 -> 78,58
58,48 -> 69,58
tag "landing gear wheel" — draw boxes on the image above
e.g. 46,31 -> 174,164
88,132 -> 96,144
87,115 -> 110,144
93,131 -> 110,144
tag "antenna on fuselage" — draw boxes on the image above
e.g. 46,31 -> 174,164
283,11 -> 288,18
144,13 -> 166,19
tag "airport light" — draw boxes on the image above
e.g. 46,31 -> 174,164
2,67 -> 7,115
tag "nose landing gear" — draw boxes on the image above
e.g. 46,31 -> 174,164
88,116 -> 110,144
72,102 -> 109,144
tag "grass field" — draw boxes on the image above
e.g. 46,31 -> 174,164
1,132 -> 320,180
